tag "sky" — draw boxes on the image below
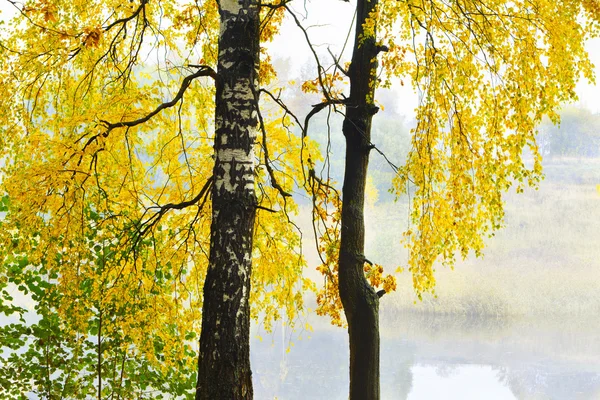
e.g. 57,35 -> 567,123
268,1 -> 600,115
0,0 -> 599,115
576,38 -> 600,112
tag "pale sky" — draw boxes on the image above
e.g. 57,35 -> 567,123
575,38 -> 600,112
0,0 -> 598,114
269,1 -> 600,115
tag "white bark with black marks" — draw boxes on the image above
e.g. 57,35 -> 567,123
195,0 -> 259,398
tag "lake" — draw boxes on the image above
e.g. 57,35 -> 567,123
251,313 -> 600,399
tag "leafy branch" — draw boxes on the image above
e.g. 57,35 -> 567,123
78,65 -> 217,154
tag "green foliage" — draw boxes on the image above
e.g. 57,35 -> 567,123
0,202 -> 197,399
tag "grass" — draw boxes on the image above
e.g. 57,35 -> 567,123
297,157 -> 600,322
371,157 -> 600,319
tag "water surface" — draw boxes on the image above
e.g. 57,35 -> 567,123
251,314 -> 600,399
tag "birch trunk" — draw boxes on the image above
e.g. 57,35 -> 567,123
195,0 -> 259,398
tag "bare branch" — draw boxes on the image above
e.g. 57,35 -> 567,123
104,0 -> 150,32
304,99 -> 346,138
130,176 -> 214,249
327,47 -> 349,76
259,0 -> 293,9
283,5 -> 333,101
255,205 -> 278,213
259,88 -> 304,131
252,87 -> 292,198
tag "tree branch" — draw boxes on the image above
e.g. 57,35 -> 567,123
304,99 -> 347,138
252,87 -> 292,198
283,5 -> 334,102
131,176 -> 214,248
104,0 -> 149,31
80,65 -> 217,152
328,47 -> 349,76
259,0 -> 293,9
255,205 -> 278,213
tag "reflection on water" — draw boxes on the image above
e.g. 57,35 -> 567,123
408,365 -> 515,399
251,314 -> 600,399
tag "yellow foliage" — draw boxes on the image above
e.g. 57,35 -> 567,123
0,0 -> 306,387
376,0 -> 598,296
308,0 -> 598,324
0,0 -> 597,373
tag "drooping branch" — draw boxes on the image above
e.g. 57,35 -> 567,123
130,176 -> 214,249
79,65 -> 217,152
307,166 -> 341,265
328,47 -> 349,76
303,99 -> 347,138
258,88 -> 304,130
73,0 -> 154,96
104,0 -> 150,31
252,87 -> 292,199
148,178 -> 213,213
283,5 -> 335,102
259,88 -> 347,138
98,65 -> 217,131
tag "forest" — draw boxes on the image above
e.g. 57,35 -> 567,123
0,0 -> 599,399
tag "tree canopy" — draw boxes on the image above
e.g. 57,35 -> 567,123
0,0 -> 598,397
0,1 -> 311,397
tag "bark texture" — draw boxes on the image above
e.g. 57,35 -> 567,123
195,0 -> 260,398
339,0 -> 382,398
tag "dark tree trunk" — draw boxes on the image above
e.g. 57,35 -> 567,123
195,0 -> 260,398
338,0 -> 382,398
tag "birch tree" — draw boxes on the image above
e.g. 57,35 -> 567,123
195,0 -> 259,397
0,0 -> 307,398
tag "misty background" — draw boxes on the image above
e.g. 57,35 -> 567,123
251,56 -> 600,399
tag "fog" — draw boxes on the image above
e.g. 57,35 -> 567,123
252,313 -> 600,399
250,108 -> 600,399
